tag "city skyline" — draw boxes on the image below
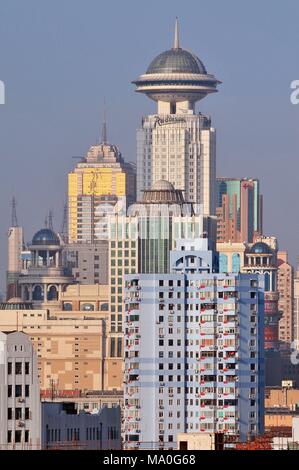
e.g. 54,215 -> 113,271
1,1 -> 299,293
1,1 -> 299,453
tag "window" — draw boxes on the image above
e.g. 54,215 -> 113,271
15,385 -> 22,397
15,430 -> 22,443
8,385 -> 12,398
25,408 -> 30,420
7,431 -> 12,443
82,303 -> 94,311
25,430 -> 29,443
8,408 -> 13,420
25,362 -> 30,374
15,408 -> 22,419
8,362 -> 12,375
63,302 -> 72,311
25,385 -> 30,397
15,362 -> 22,375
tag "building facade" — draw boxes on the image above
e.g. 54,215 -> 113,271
68,127 -> 136,244
133,19 -> 220,215
277,251 -> 293,345
216,178 -> 263,243
41,402 -> 121,450
18,228 -> 74,310
0,284 -> 123,393
64,241 -> 109,285
0,331 -> 41,450
123,239 -> 265,449
293,263 -> 299,348
107,180 -> 216,385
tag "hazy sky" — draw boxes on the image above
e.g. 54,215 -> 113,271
0,0 -> 299,292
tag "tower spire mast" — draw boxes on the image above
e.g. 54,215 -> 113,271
11,197 -> 18,227
173,17 -> 180,49
100,100 -> 108,144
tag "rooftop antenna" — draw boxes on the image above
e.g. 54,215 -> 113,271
44,214 -> 48,229
100,99 -> 108,144
48,210 -> 54,231
60,201 -> 68,243
173,17 -> 180,49
11,197 -> 18,227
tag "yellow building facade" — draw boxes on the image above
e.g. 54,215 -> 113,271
68,141 -> 136,243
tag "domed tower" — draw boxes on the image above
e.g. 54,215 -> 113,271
18,228 -> 74,308
134,19 -> 220,215
133,18 -> 220,114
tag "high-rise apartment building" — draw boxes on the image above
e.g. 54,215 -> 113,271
216,178 -> 263,243
133,19 -> 220,215
106,180 -> 216,375
293,262 -> 299,348
123,238 -> 265,449
277,251 -> 293,345
68,124 -> 136,244
0,331 -> 41,450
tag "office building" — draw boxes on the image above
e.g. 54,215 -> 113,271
123,238 -> 265,449
0,331 -> 41,450
68,123 -> 136,244
133,19 -> 220,215
0,284 -> 123,392
64,241 -> 109,285
216,178 -> 263,243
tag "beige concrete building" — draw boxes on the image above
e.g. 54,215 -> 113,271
293,265 -> 299,347
177,433 -> 224,450
0,284 -> 123,394
265,386 -> 299,410
277,251 -> 294,345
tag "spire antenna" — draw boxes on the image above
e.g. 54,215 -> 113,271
48,210 -> 54,231
11,197 -> 18,227
173,17 -> 180,49
100,99 -> 108,144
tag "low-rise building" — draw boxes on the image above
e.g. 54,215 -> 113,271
41,402 -> 121,450
0,331 -> 41,450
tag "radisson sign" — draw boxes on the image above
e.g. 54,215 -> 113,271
154,115 -> 186,127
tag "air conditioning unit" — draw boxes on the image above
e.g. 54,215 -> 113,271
17,397 -> 25,403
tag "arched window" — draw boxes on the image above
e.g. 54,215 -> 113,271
47,286 -> 58,301
232,253 -> 240,273
32,285 -> 43,301
100,303 -> 109,311
81,303 -> 94,311
219,253 -> 228,273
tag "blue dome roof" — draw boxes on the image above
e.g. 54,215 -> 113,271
146,48 -> 207,75
249,242 -> 271,254
32,229 -> 60,246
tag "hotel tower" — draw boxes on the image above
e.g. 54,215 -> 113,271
133,19 -> 220,215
